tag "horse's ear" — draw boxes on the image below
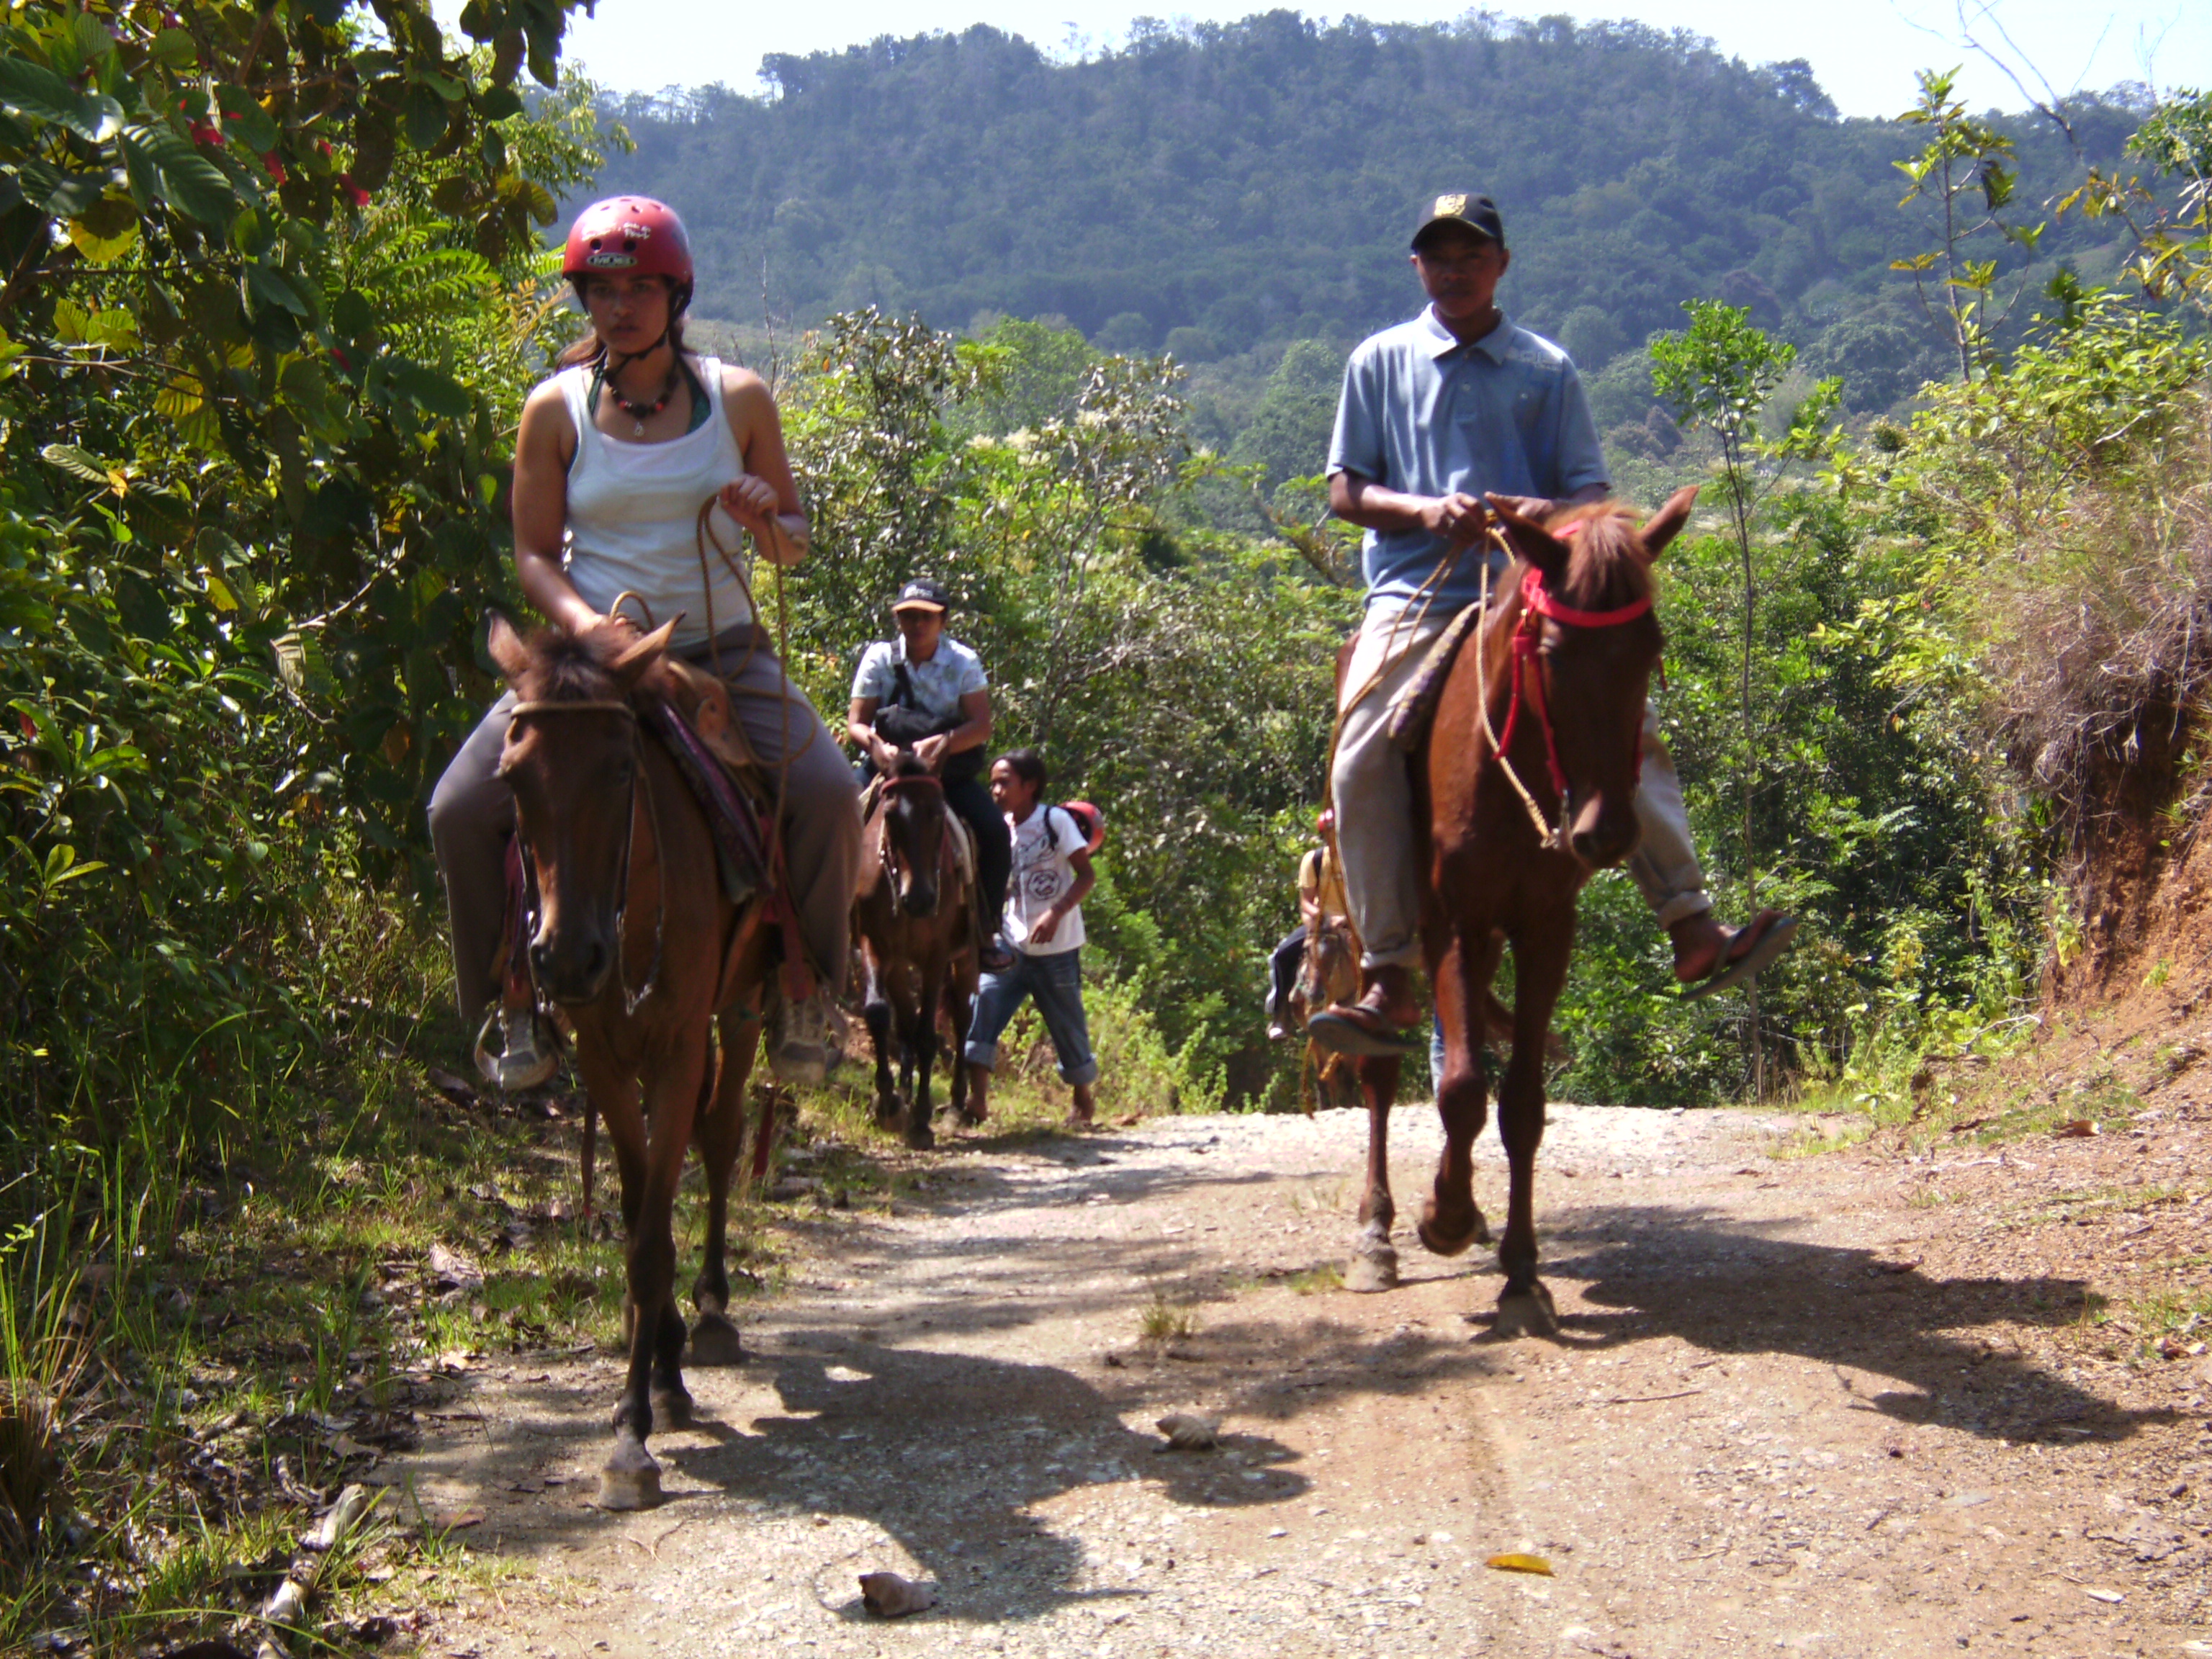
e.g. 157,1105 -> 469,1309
1485,496 -> 1570,582
487,613 -> 530,680
610,619 -> 679,683
1640,485 -> 1700,559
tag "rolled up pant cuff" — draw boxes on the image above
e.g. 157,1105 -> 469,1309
1649,891 -> 1714,929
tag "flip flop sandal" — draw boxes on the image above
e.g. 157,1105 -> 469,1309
1681,912 -> 1799,1003
1306,1007 -> 1427,1058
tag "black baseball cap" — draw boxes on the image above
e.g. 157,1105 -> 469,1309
1411,192 -> 1505,251
892,577 -> 951,613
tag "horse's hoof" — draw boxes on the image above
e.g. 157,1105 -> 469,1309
597,1438 -> 662,1511
650,1383 -> 694,1429
906,1120 -> 937,1151
690,1313 -> 745,1367
873,1097 -> 900,1129
1417,1197 -> 1484,1258
1344,1246 -> 1399,1293
1493,1282 -> 1559,1338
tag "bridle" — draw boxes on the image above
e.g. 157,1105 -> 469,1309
874,770 -> 948,922
1477,521 -> 1656,853
505,696 -> 665,1014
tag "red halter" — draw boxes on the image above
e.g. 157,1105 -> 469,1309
1493,563 -> 1655,803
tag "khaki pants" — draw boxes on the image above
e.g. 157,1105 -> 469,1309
428,642 -> 862,1029
1330,607 -> 1710,971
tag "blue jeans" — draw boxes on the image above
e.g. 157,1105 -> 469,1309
963,947 -> 1099,1087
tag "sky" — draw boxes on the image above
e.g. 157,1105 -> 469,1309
501,0 -> 2212,118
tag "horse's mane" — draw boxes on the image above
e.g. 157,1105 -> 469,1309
1544,502 -> 1653,613
513,627 -> 626,704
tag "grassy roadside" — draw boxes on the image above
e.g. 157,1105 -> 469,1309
1,894 -> 1149,1658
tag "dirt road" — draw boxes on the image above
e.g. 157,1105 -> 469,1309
399,1102 -> 2212,1659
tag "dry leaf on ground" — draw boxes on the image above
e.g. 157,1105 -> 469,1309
1485,1552 -> 1555,1575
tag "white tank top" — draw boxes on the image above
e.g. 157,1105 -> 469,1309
558,355 -> 753,650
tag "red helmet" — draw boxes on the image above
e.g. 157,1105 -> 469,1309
562,196 -> 693,306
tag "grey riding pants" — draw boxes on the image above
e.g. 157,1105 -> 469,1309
428,639 -> 862,1029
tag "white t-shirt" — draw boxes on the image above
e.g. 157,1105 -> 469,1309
1005,803 -> 1088,956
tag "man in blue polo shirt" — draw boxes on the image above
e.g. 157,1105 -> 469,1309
1310,192 -> 1794,1056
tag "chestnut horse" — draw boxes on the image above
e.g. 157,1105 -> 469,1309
853,748 -> 978,1148
488,616 -> 776,1509
1347,488 -> 1696,1334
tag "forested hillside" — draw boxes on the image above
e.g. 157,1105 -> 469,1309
593,12 -> 2146,416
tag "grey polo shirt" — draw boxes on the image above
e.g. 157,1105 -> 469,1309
1328,307 -> 1609,613
851,633 -> 988,722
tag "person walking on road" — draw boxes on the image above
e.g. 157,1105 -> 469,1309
846,577 -> 1015,968
963,749 -> 1100,1127
1310,190 -> 1794,1057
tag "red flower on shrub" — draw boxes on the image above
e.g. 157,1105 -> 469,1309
340,174 -> 370,208
262,152 -> 287,184
189,120 -> 222,148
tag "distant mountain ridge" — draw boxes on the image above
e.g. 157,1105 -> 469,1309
590,10 -> 2143,405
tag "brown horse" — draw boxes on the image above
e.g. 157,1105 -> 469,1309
1347,488 -> 1696,1333
853,747 -> 979,1148
487,616 -> 775,1509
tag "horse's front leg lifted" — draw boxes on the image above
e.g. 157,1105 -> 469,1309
1344,1053 -> 1403,1291
1491,927 -> 1569,1338
1420,931 -> 1498,1257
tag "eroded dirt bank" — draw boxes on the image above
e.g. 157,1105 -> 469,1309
395,1102 -> 2212,1659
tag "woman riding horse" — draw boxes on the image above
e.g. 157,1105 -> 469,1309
428,195 -> 861,1087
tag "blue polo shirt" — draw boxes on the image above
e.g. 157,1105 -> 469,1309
1328,307 -> 1609,613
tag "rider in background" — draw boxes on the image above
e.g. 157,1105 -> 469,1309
429,195 -> 861,1089
1311,190 -> 1794,1056
963,749 -> 1100,1128
845,577 -> 1014,970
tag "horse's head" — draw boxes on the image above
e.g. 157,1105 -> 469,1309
488,614 -> 675,1007
1488,486 -> 1696,869
877,747 -> 948,919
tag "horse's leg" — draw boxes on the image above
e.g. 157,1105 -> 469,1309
948,946 -> 978,1126
600,1032 -> 710,1511
1493,924 -> 1571,1337
860,941 -> 899,1128
688,1009 -> 756,1367
907,951 -> 943,1151
1419,928 -> 1502,1256
1344,1052 -> 1403,1292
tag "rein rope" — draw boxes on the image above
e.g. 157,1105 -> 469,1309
694,500 -> 821,1003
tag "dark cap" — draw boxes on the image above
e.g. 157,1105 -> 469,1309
1411,192 -> 1505,251
892,577 -> 951,613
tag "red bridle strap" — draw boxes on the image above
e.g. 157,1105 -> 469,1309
1494,565 -> 1653,804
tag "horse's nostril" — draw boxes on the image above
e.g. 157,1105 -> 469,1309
580,939 -> 608,984
530,942 -> 553,978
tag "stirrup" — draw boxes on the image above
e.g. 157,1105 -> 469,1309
474,1007 -> 557,1092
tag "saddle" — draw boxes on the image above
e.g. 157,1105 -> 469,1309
1384,599 -> 1485,755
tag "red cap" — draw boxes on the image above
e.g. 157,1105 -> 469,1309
562,197 -> 693,299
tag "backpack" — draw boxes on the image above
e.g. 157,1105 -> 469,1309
1053,800 -> 1105,855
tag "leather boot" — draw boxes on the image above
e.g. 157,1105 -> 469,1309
1308,963 -> 1424,1058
